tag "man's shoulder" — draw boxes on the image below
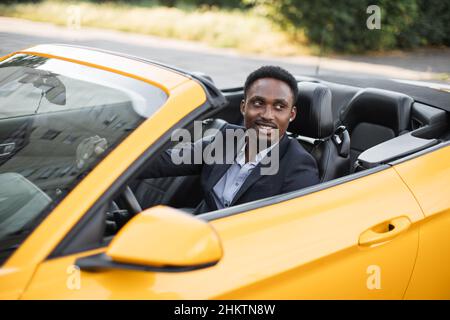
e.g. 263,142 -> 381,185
283,136 -> 318,167
284,135 -> 310,156
279,137 -> 320,191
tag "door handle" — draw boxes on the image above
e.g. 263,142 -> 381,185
359,216 -> 411,247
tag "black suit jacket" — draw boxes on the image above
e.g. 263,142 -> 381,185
141,124 -> 319,213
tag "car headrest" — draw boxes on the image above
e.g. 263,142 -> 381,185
340,88 -> 413,134
289,82 -> 334,138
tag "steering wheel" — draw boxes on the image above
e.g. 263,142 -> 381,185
121,185 -> 142,216
104,186 -> 142,236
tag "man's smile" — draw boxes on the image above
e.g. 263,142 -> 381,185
254,121 -> 277,134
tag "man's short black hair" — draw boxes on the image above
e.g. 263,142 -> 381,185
244,65 -> 298,104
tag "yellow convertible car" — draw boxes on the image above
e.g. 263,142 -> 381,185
0,44 -> 449,299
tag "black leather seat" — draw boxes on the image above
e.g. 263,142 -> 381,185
289,82 -> 351,182
339,88 -> 413,166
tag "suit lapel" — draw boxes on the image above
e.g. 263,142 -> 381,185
205,162 -> 233,191
230,134 -> 291,206
229,163 -> 263,206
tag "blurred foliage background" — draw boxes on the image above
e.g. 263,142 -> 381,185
247,0 -> 450,53
1,0 -> 449,54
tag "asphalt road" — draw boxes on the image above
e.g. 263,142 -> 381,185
1,17 -> 449,88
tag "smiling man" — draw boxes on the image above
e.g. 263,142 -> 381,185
141,65 -> 319,213
241,66 -> 299,161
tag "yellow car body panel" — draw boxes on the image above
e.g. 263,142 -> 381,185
394,145 -> 450,299
21,167 -> 423,299
0,265 -> 37,300
19,45 -> 189,93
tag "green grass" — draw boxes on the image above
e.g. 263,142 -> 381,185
0,0 -> 312,56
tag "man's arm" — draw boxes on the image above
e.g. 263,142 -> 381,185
281,152 -> 320,193
138,134 -> 214,179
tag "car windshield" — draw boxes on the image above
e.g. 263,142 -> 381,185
0,54 -> 167,257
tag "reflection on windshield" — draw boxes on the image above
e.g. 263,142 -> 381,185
0,54 -> 168,263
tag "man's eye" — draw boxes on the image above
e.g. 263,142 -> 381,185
253,100 -> 263,107
275,104 -> 286,110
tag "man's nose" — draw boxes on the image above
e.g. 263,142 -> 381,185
261,105 -> 275,120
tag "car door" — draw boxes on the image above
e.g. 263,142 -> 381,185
19,165 -> 423,299
393,144 -> 450,299
204,166 -> 424,299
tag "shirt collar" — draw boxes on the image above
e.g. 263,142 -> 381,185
235,141 -> 279,167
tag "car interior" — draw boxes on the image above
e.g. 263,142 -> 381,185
113,77 -> 449,237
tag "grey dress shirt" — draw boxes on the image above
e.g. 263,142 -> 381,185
212,142 -> 277,209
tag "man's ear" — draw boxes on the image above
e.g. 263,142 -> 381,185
240,99 -> 245,115
290,106 -> 297,122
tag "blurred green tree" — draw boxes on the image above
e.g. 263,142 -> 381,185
248,0 -> 449,53
170,0 -> 246,8
1,0 -> 42,3
414,0 -> 450,46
